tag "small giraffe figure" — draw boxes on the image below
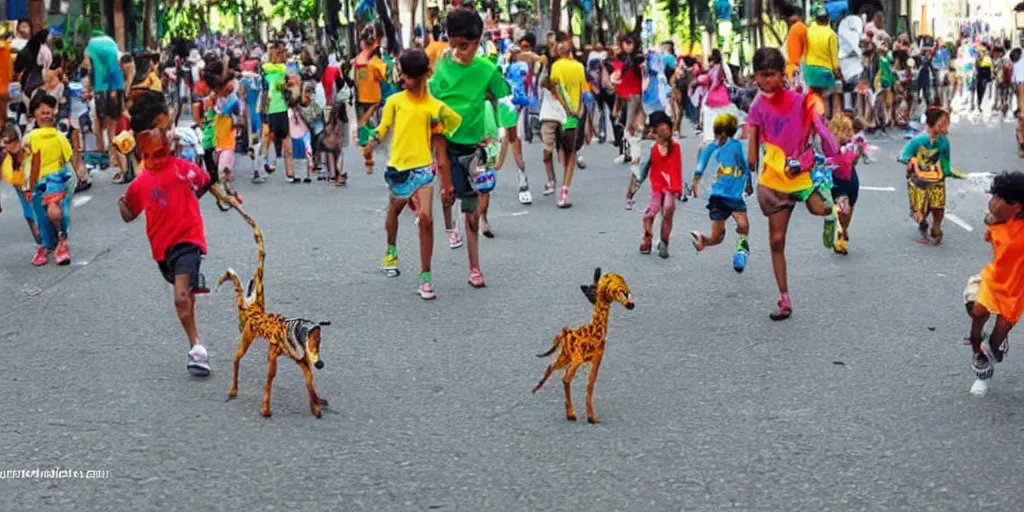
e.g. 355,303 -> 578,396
532,267 -> 635,423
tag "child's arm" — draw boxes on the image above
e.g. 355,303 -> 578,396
897,137 -> 918,164
119,180 -> 141,223
364,97 -> 396,156
746,125 -> 760,177
692,144 -> 713,197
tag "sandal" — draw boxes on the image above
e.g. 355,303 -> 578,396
689,231 -> 707,252
639,233 -> 653,254
769,294 -> 793,321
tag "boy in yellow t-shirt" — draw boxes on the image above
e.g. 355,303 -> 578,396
364,49 -> 461,300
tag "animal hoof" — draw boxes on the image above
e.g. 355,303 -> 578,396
227,390 -> 238,399
313,408 -> 322,418
261,409 -> 272,418
587,417 -> 601,424
566,414 -> 577,421
317,397 -> 329,406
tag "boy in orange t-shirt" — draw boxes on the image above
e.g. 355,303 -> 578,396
963,171 -> 1024,396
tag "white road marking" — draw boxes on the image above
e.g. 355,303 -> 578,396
860,186 -> 896,192
967,172 -> 993,179
508,210 -> 529,216
72,196 -> 92,208
945,213 -> 974,232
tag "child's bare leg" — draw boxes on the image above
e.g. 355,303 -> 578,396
413,186 -> 434,274
464,203 -> 481,270
806,190 -> 832,216
989,316 -> 1014,359
703,220 -> 728,246
385,198 -> 407,247
174,274 -> 199,348
968,302 -> 991,352
658,195 -> 676,244
768,208 -> 794,295
734,212 -> 750,238
930,208 -> 944,234
478,192 -> 493,237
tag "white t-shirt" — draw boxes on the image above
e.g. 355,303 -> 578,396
837,15 -> 865,80
1013,58 -> 1024,84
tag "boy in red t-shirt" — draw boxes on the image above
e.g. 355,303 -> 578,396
117,91 -> 236,377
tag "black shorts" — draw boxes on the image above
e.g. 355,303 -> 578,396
158,243 -> 204,289
557,126 -> 585,153
266,112 -> 289,140
832,169 -> 860,207
707,195 -> 748,221
95,90 -> 124,120
446,141 -> 479,212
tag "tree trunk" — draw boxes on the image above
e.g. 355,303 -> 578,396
113,0 -> 126,49
551,0 -> 561,35
143,0 -> 158,50
29,0 -> 45,34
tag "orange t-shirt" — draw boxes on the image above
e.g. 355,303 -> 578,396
978,219 -> 1024,324
786,21 -> 808,79
0,42 -> 11,95
353,52 -> 386,105
426,40 -> 449,68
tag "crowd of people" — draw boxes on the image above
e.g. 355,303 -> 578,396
0,5 -> 1022,395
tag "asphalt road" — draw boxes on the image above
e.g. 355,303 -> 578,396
0,115 -> 1020,511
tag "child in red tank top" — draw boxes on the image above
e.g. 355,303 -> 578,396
640,112 -> 683,258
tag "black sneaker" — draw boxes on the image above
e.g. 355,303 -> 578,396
973,352 -> 994,380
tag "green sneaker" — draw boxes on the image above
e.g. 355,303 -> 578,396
379,253 -> 400,277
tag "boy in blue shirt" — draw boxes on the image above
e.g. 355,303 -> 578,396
689,113 -> 752,272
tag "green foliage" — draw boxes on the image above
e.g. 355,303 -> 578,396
270,0 -> 319,25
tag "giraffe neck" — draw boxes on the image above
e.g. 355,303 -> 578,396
589,299 -> 612,339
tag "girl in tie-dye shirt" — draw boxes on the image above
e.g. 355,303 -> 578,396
746,48 -> 838,321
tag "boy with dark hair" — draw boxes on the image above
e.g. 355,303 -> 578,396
365,49 -> 461,299
963,171 -> 1024,396
117,91 -> 236,377
428,7 -> 516,288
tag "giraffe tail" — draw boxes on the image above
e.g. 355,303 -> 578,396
226,202 -> 266,310
216,269 -> 246,309
537,329 -> 569,357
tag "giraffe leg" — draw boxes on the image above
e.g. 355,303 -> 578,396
585,358 -> 603,424
261,345 -> 279,417
299,361 -> 323,418
562,363 -> 582,421
228,328 -> 256,399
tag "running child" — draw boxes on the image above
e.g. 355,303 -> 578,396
746,47 -> 839,321
638,111 -> 682,258
117,91 -> 236,376
898,106 -> 957,244
962,171 -> 1024,396
827,112 -> 868,255
428,7 -> 516,288
689,113 -> 752,272
212,66 -> 243,199
364,49 -> 461,299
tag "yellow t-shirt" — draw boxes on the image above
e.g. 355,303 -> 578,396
549,58 -> 588,115
805,24 -> 839,71
25,127 -> 73,181
137,72 -> 162,92
374,91 -> 462,171
1,152 -> 23,187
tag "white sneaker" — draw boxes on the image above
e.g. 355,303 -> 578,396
517,171 -> 532,204
970,378 -> 989,396
187,344 -> 211,376
613,154 -> 626,164
448,230 -> 464,249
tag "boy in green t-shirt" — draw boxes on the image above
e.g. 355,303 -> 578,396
428,7 -> 516,288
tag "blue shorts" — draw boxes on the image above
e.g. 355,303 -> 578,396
384,165 -> 434,200
16,187 -> 32,219
832,169 -> 860,207
707,195 -> 747,221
